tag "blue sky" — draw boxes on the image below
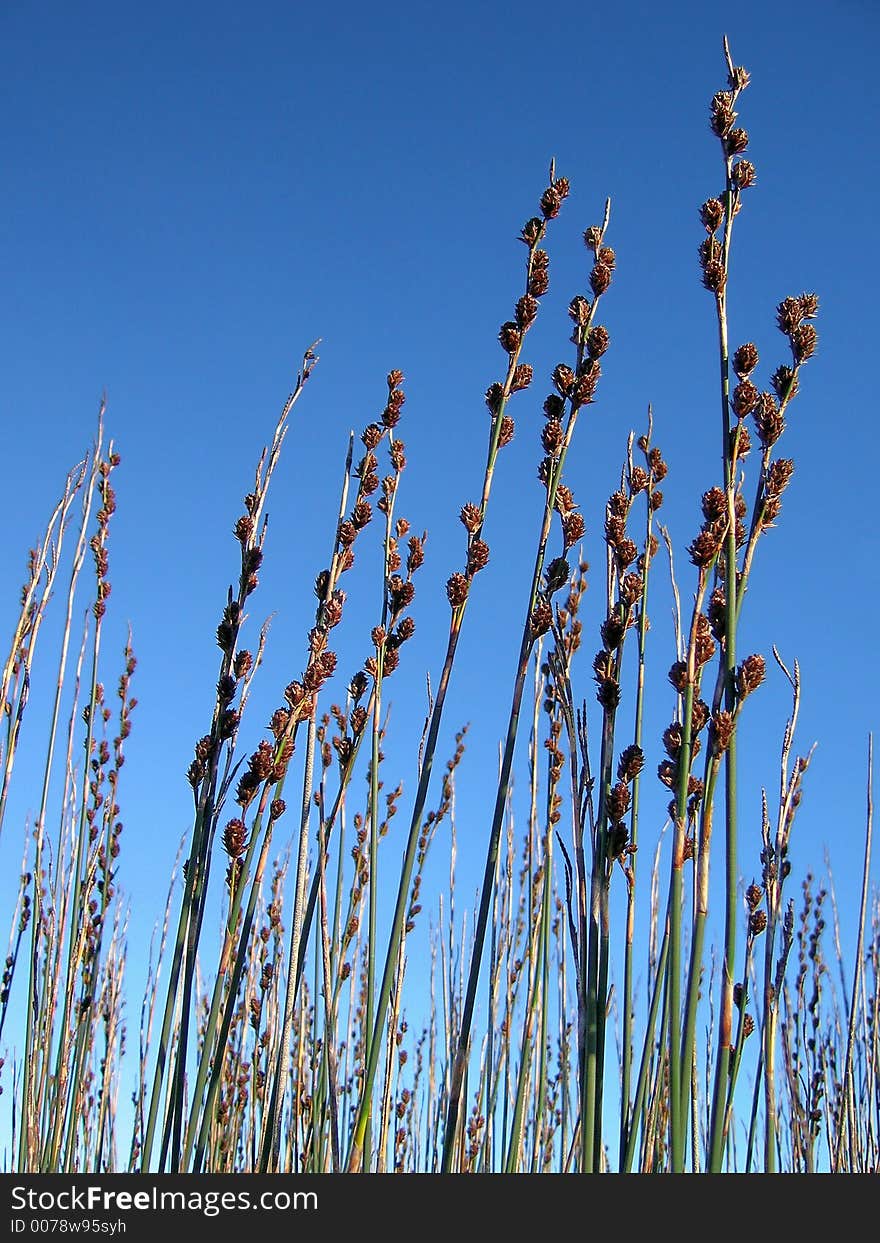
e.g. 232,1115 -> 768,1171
1,0 -> 878,1154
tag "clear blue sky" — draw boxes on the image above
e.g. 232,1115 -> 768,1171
1,0 -> 878,1140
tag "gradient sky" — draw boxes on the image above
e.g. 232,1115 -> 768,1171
1,0 -> 878,1153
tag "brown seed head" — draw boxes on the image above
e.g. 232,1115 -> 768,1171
731,159 -> 756,189
467,539 -> 490,574
702,261 -> 727,294
668,661 -> 689,692
590,263 -> 612,296
528,266 -> 549,297
569,295 -> 591,325
737,653 -> 766,699
460,502 -> 482,533
552,364 -> 576,397
530,600 -> 553,638
790,323 -> 817,363
711,710 -> 735,753
771,366 -> 798,404
732,379 -> 760,418
498,415 -> 515,447
700,198 -> 725,232
515,295 -> 539,330
511,363 -> 533,391
709,91 -> 735,138
520,217 -> 543,245
222,818 -> 247,859
725,127 -> 749,155
689,529 -> 721,570
749,909 -> 768,936
562,512 -> 585,551
583,224 -> 603,253
777,296 -> 803,335
498,321 -> 521,354
608,781 -> 631,821
446,573 -> 469,608
485,382 -> 505,415
540,186 -> 562,219
618,744 -> 645,783
766,458 -> 795,497
573,363 -> 600,406
587,325 -> 610,359
733,342 -> 759,378
754,392 -> 785,447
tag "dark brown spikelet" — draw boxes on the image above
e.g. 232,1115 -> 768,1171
608,782 -> 631,821
601,611 -> 626,651
520,217 -> 543,245
754,392 -> 785,447
544,556 -> 570,595
540,185 -> 562,220
583,225 -> 603,253
562,512 -> 586,551
485,383 -> 505,415
693,614 -> 716,667
746,883 -> 763,911
766,459 -> 795,496
691,698 -> 710,734
725,127 -> 749,155
700,198 -> 725,232
362,423 -> 383,450
268,707 -> 290,739
771,366 -> 798,403
663,722 -> 683,758
749,909 -> 768,936
498,415 -> 515,447
499,321 -> 521,354
530,600 -> 553,638
587,325 -> 610,359
270,798 -> 286,821
657,760 -> 678,790
618,744 -> 645,783
702,261 -> 727,294
511,363 -> 533,392
689,529 -> 721,570
733,342 -> 759,378
467,539 -> 490,574
711,710 -> 735,754
460,503 -> 482,533
630,465 -> 649,494
702,487 -> 727,522
233,650 -> 252,679
407,535 -> 425,572
516,294 -> 539,330
621,573 -> 643,607
590,263 -> 612,296
223,819 -> 247,859
552,364 -> 576,396
737,654 -> 766,699
668,661 -> 689,692
790,323 -> 817,363
731,160 -> 756,189
567,295 -> 590,328
709,91 -> 735,138
446,573 -> 469,608
732,379 -> 760,418
731,424 -> 751,460
649,448 -> 668,482
529,266 -> 549,297
776,296 -> 803,335
573,363 -> 600,406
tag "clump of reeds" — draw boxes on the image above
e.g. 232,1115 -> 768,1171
1,38 -> 876,1176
